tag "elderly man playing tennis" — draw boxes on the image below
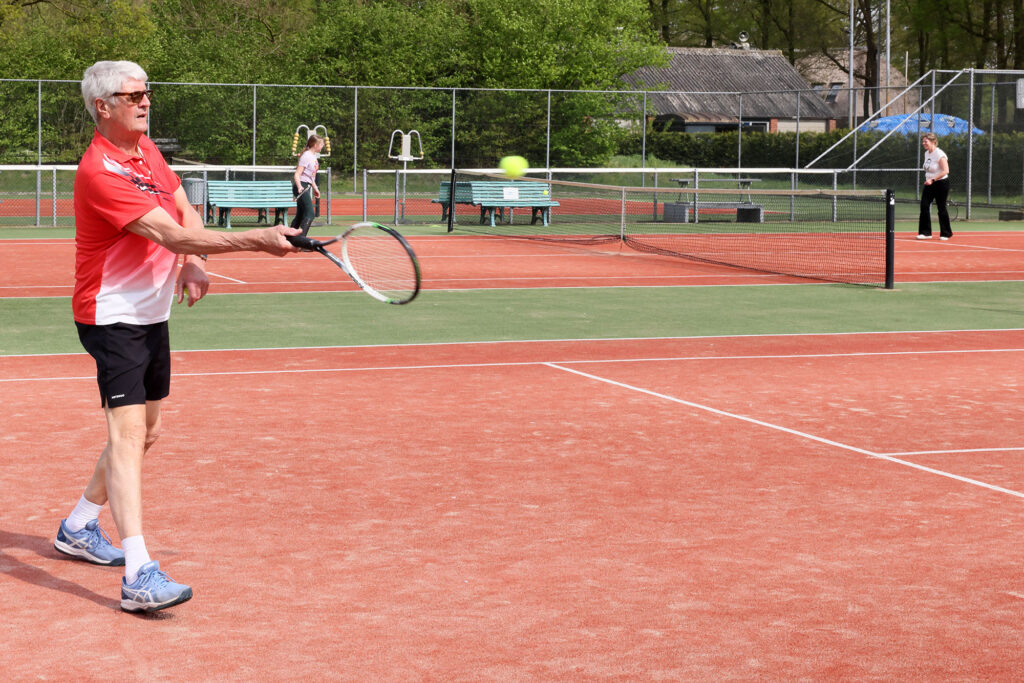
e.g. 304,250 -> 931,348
54,60 -> 301,612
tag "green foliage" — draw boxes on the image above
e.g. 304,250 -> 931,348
0,0 -> 667,166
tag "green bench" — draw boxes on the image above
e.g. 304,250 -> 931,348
433,180 -> 559,226
206,180 -> 295,229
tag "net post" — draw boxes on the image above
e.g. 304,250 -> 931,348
393,171 -> 400,225
620,187 -> 626,241
446,168 -> 457,233
362,168 -> 368,222
885,189 -> 896,289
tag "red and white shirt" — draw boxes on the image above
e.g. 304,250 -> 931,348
73,131 -> 181,325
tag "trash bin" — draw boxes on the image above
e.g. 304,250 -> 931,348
182,177 -> 205,206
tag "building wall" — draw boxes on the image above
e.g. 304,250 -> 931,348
797,50 -> 921,126
776,120 -> 828,133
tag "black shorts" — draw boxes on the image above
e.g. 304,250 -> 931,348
75,321 -> 171,408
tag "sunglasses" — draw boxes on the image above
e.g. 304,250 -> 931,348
111,89 -> 153,104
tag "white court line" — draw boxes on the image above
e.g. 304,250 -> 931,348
926,242 -> 1024,253
7,345 -> 1024,382
206,270 -> 247,284
883,447 -> 1024,456
4,327 -> 1024,359
5,347 -> 1023,497
544,362 -> 1024,501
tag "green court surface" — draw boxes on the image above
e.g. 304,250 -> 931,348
4,281 -> 1024,356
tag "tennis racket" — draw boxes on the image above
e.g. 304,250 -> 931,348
288,222 -> 421,304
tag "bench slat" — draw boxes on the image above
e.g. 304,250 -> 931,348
435,180 -> 559,226
206,180 -> 295,229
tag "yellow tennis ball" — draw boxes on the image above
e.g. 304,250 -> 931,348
499,155 -> 529,178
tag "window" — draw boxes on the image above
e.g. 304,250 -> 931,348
825,83 -> 843,103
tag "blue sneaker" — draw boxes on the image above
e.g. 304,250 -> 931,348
54,518 -> 125,566
120,561 -> 193,612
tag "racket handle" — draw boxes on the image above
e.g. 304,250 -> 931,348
287,235 -> 321,251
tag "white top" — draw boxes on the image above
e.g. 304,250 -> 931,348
923,147 -> 948,182
297,149 -> 319,185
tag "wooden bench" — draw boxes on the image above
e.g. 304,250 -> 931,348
206,180 -> 295,229
433,180 -> 560,226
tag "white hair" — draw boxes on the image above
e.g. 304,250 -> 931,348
81,61 -> 148,123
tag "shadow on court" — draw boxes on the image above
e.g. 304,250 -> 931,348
0,529 -> 119,610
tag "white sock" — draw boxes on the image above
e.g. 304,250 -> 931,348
66,495 -> 103,532
122,535 -> 151,583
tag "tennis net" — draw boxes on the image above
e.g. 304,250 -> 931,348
444,170 -> 895,288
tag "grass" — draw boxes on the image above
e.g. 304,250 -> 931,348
4,281 -> 1024,356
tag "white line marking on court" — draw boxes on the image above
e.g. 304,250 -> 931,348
6,342 -> 1023,496
206,271 -> 247,284
7,347 -> 1024,382
927,242 -> 1024,253
4,327 -> 1024,359
549,348 -> 1024,363
543,362 -> 1024,501
882,447 -> 1024,456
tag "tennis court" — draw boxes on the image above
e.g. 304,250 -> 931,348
2,226 -> 1024,678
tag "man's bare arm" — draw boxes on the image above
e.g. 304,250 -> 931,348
125,205 -> 299,257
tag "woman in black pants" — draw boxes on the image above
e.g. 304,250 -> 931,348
292,134 -> 324,237
919,132 -> 952,240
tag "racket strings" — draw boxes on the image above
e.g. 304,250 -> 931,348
344,233 -> 418,298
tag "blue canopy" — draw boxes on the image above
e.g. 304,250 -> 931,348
864,113 -> 984,136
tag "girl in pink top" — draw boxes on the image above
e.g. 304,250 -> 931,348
292,134 -> 324,237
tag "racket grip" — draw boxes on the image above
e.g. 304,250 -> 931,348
286,235 -> 321,251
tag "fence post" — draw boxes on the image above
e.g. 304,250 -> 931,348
988,82 -> 995,205
641,91 -> 647,177
966,69 -> 974,219
353,87 -> 359,194
795,90 -> 801,169
737,94 -> 743,168
450,88 -> 457,171
546,90 -> 552,171
37,80 -> 42,164
252,85 -> 257,166
37,81 -> 42,225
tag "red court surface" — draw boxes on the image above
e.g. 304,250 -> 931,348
2,330 -> 1024,679
2,230 -> 1024,297
2,230 -> 1023,678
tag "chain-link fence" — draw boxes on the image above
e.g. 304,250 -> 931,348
2,69 -> 1023,225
